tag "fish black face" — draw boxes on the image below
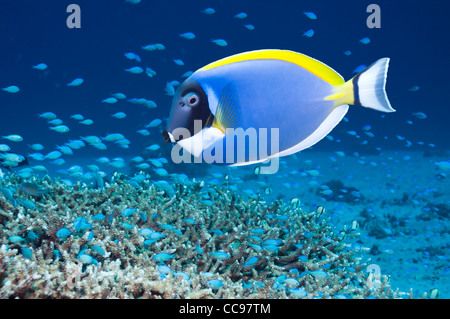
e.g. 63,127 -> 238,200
163,79 -> 213,143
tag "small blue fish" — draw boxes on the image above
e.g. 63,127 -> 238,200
73,217 -> 92,232
70,114 -> 84,120
153,253 -> 175,262
27,231 -> 39,241
92,213 -> 105,221
360,37 -> 371,44
49,125 -> 70,133
353,64 -> 367,73
412,112 -> 427,119
67,78 -> 84,86
111,112 -> 126,119
275,215 -> 289,222
112,92 -> 127,100
92,245 -> 105,256
201,8 -> 215,15
32,63 -> 48,70
249,244 -> 262,252
210,251 -> 229,260
146,118 -> 163,128
121,222 -> 134,230
159,224 -> 174,231
171,228 -> 183,236
179,32 -> 196,40
8,235 -> 24,244
124,52 -> 141,62
102,97 -> 118,104
303,29 -> 314,37
200,200 -> 215,206
308,270 -> 329,280
146,144 -> 160,151
249,235 -> 262,242
18,199 -> 36,210
290,288 -> 308,298
149,232 -> 166,240
19,182 -> 48,197
56,228 -> 71,239
137,129 -> 150,136
183,218 -> 196,225
263,244 -> 279,253
243,256 -> 259,268
2,85 -> 20,93
303,11 -> 317,20
121,208 -> 137,217
251,228 -> 265,235
211,39 -> 228,47
45,151 -> 62,160
139,212 -> 147,222
211,229 -> 223,236
158,265 -> 172,274
262,239 -> 282,246
174,271 -> 190,281
38,112 -> 57,120
234,12 -> 247,19
21,247 -> 33,259
284,278 -> 299,288
0,187 -> 17,206
78,254 -> 98,265
207,279 -> 223,290
0,144 -> 11,152
124,66 -> 144,74
139,229 -> 155,239
79,119 -> 94,125
143,239 -> 157,246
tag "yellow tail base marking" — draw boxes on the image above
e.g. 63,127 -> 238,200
325,79 -> 355,107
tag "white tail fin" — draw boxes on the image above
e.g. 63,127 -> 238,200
353,58 -> 395,112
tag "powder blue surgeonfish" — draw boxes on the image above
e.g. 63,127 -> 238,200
163,49 -> 395,166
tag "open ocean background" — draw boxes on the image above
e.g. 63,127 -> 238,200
0,0 -> 449,299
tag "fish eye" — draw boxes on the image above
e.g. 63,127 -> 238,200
183,92 -> 200,107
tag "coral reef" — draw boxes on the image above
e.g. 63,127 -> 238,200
0,172 -> 413,299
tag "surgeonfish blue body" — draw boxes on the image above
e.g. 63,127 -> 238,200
163,49 -> 395,167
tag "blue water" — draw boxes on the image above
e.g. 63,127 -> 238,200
0,0 -> 449,298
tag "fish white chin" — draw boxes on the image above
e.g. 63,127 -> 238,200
177,127 -> 224,158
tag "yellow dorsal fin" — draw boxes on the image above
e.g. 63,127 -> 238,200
198,49 -> 345,86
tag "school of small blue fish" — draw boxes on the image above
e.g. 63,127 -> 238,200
0,1 -> 448,299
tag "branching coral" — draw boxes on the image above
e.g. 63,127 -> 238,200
0,173 -> 415,299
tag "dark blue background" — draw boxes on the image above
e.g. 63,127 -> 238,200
0,0 -> 449,158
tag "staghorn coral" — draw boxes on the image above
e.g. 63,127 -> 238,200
0,172 -> 416,299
